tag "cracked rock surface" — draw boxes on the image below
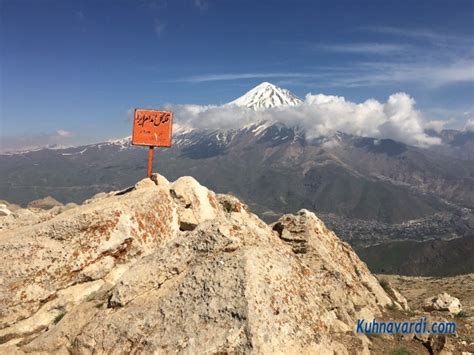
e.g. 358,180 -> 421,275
0,174 -> 405,354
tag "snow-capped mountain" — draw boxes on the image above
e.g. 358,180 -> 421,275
226,82 -> 302,110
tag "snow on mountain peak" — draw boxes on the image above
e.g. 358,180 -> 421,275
226,82 -> 302,110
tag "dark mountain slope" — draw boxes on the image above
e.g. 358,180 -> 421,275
357,235 -> 474,276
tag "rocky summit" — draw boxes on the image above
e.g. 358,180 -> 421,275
1,175 -> 411,353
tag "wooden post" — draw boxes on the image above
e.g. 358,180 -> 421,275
147,146 -> 154,178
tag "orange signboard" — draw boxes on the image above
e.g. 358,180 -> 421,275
132,109 -> 173,147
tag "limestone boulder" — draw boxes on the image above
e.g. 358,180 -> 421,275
0,200 -> 20,212
379,278 -> 410,311
171,176 -> 220,230
0,204 -> 11,217
423,292 -> 462,314
27,196 -> 63,210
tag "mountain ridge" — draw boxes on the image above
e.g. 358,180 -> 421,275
1,82 -> 473,262
2,82 -> 472,156
1,121 -> 473,249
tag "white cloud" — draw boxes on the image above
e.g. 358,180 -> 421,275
0,130 -> 76,153
317,60 -> 474,88
366,27 -> 474,47
429,61 -> 474,84
464,118 -> 474,132
378,93 -> 438,147
312,42 -> 410,54
167,92 -> 441,147
176,72 -> 320,83
174,59 -> 474,87
271,27 -> 474,88
56,129 -> 73,137
424,120 -> 449,133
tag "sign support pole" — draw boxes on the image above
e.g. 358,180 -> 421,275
147,146 -> 154,178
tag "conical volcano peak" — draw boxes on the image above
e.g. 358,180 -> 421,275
254,81 -> 278,89
227,81 -> 302,110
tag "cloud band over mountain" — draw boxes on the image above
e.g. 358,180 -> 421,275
168,91 -> 442,147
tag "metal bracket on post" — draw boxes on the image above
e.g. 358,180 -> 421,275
147,146 -> 154,178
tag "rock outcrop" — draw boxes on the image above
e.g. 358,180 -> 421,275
0,174 -> 405,354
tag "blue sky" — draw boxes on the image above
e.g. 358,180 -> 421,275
1,0 -> 473,149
